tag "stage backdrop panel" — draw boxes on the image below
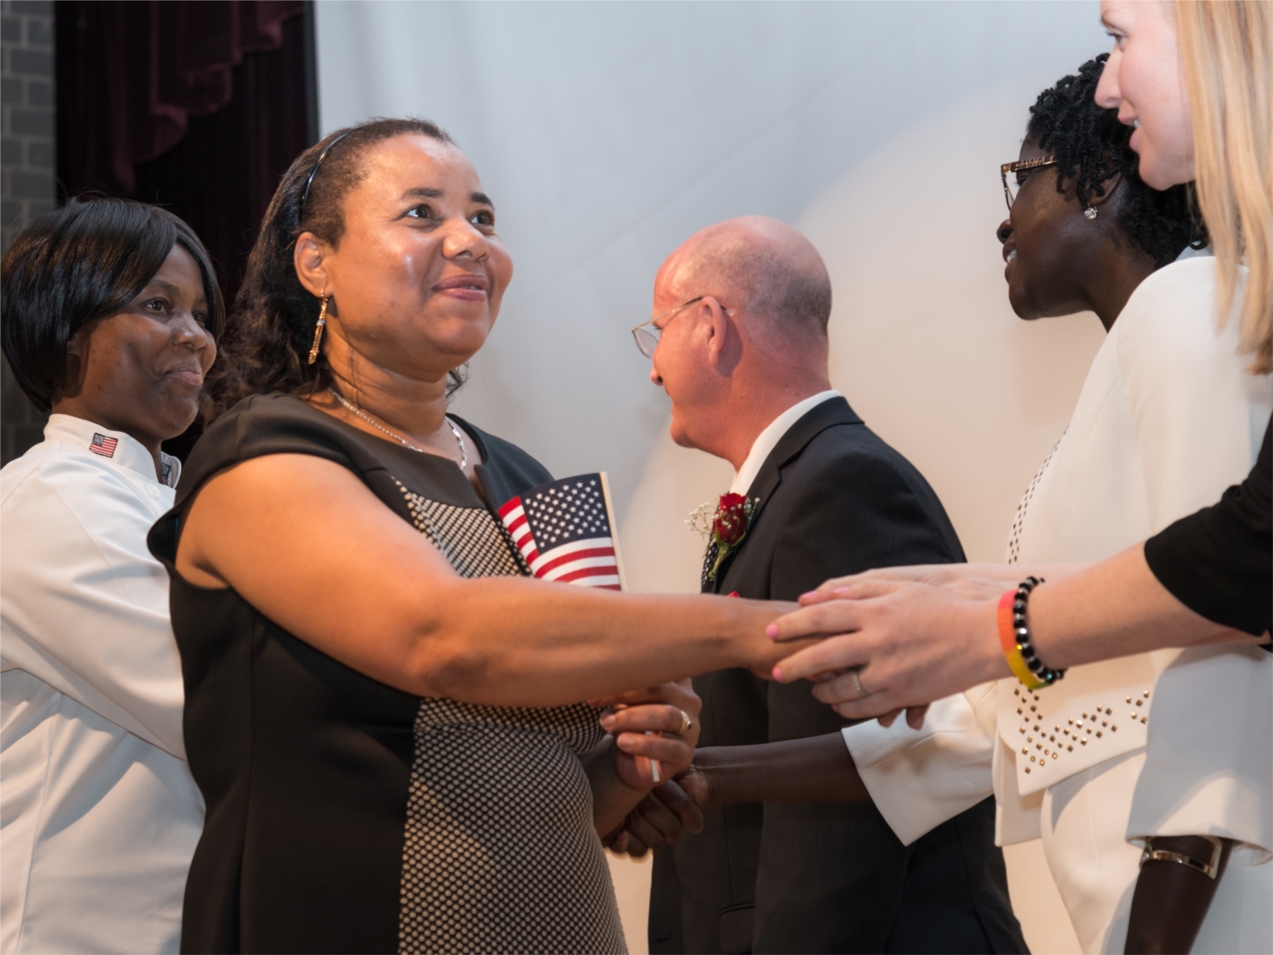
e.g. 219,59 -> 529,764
316,3 -> 1111,952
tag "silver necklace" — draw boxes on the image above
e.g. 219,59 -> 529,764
328,387 -> 467,470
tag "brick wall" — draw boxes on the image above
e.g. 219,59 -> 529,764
1,0 -> 54,464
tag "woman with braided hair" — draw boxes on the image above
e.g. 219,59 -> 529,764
998,55 -> 1202,334
985,53 -> 1269,954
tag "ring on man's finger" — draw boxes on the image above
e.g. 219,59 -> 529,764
849,667 -> 867,699
677,709 -> 693,734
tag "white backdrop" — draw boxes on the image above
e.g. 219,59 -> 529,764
316,3 -> 1114,952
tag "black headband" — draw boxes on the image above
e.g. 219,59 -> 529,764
298,130 -> 353,220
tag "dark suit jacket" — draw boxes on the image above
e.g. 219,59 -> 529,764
649,398 -> 1027,955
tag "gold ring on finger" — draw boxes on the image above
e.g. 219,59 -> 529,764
677,709 -> 693,734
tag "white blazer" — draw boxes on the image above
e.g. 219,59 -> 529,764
995,256 -> 1271,953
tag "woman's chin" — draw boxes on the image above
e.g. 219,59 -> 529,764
1136,158 -> 1170,190
157,405 -> 201,441
1132,147 -> 1191,191
430,323 -> 494,360
391,346 -> 482,381
1007,288 -> 1036,321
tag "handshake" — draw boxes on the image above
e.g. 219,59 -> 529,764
595,562 -> 1050,859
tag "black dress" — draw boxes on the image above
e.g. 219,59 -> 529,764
148,394 -> 627,955
1145,413 -> 1272,637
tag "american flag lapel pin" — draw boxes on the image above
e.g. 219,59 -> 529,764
90,433 -> 119,458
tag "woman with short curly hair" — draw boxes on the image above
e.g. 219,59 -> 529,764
990,53 -> 1270,955
999,54 -> 1204,332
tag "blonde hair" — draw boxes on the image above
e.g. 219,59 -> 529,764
1176,0 -> 1272,373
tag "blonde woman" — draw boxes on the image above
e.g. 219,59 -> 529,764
773,0 -> 1270,738
770,2 -> 1271,952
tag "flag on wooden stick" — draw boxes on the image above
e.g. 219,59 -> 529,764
499,473 -> 660,780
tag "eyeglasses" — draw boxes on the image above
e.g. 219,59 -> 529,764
1000,157 -> 1059,212
631,296 -> 731,358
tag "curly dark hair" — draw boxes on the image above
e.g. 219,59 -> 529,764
1027,54 -> 1204,267
209,117 -> 466,419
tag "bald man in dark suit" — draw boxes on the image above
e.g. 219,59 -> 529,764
632,217 -> 1026,954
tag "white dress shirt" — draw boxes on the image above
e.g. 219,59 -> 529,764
1,415 -> 204,954
997,256 -> 1271,954
731,390 -> 998,847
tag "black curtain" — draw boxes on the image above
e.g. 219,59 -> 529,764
55,0 -> 317,458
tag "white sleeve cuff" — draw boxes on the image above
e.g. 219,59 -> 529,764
842,685 -> 996,846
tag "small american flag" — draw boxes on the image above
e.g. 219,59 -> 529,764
502,473 -> 661,780
90,433 -> 118,458
499,473 -> 625,591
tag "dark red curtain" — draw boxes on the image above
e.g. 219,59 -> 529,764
55,0 -> 316,457
56,0 -> 315,308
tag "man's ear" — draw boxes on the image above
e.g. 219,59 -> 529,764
705,298 -> 741,375
294,232 -> 331,298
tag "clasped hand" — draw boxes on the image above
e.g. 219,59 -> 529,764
591,681 -> 705,856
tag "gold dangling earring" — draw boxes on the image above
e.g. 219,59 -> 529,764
307,295 -> 329,365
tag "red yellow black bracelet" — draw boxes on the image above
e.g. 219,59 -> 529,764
997,576 -> 1066,690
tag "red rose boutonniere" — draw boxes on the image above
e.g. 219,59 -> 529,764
688,492 -> 759,582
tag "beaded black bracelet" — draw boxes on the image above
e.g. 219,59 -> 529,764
1012,576 -> 1066,685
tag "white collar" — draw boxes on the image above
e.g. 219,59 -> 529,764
728,390 -> 841,495
43,414 -> 182,488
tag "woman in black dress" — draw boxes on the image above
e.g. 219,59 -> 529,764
148,119 -> 802,954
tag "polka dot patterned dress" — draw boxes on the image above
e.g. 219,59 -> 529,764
396,485 -> 626,954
